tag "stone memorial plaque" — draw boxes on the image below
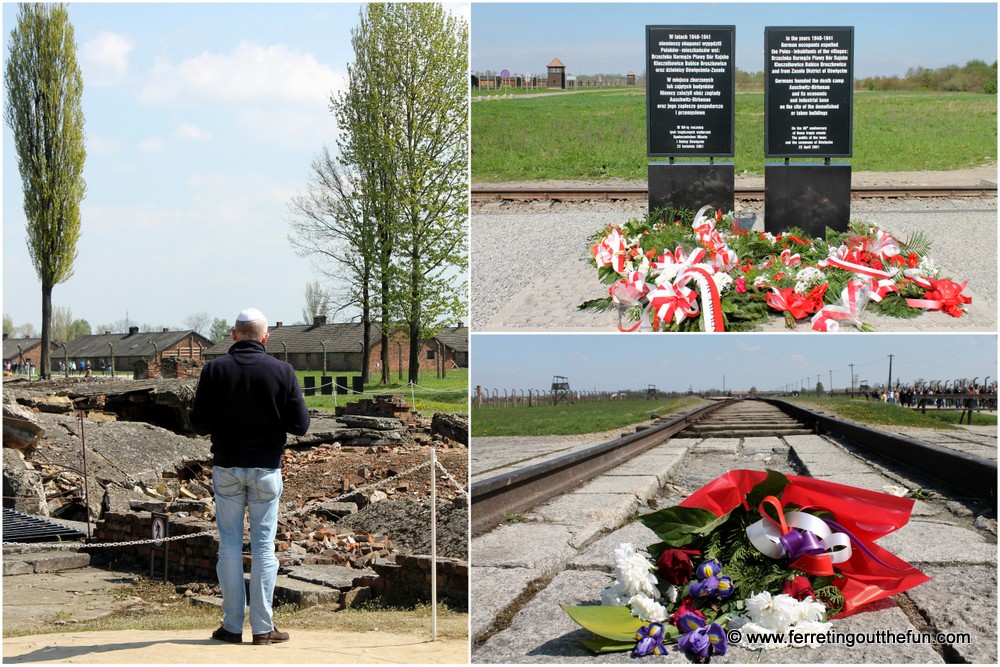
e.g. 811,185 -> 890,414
765,27 -> 854,157
646,25 -> 735,157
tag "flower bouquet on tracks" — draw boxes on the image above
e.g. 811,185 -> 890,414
562,469 -> 930,659
580,205 -> 972,332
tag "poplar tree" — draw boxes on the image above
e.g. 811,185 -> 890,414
5,4 -> 86,380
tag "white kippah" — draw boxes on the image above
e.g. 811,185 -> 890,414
236,307 -> 265,323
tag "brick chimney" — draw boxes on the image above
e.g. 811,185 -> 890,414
313,315 -> 327,326
128,326 -> 139,336
275,322 -> 282,328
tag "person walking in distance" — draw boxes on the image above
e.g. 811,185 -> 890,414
190,308 -> 310,645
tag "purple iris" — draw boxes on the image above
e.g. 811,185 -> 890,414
695,559 -> 722,580
676,613 -> 728,658
632,622 -> 667,657
688,560 -> 735,600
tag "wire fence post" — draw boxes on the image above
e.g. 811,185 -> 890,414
411,382 -> 416,410
431,447 -> 438,641
78,411 -> 91,539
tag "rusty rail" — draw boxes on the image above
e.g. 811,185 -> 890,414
471,184 -> 996,203
471,399 -> 734,535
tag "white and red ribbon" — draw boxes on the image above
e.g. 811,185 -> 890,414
811,280 -> 870,332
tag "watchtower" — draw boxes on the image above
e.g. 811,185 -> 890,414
551,375 -> 571,405
547,58 -> 566,89
627,71 -> 636,86
647,384 -> 657,399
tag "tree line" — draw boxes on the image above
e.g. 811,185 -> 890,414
735,61 -> 998,93
288,4 -> 468,386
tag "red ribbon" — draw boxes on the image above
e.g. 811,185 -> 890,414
905,278 -> 971,318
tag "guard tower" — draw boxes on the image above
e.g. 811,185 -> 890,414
627,71 -> 636,86
547,58 -> 566,89
647,384 -> 657,399
551,375 -> 571,405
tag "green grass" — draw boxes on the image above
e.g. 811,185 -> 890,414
789,396 -> 997,428
472,90 -> 996,181
471,396 -> 703,437
295,369 -> 467,416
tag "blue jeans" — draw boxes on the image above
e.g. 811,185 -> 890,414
212,467 -> 282,636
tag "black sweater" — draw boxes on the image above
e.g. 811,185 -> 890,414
189,339 -> 310,468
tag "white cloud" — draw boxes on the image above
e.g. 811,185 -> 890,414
138,137 -> 166,153
175,123 -> 211,141
87,135 -> 123,156
138,41 -> 345,107
80,32 -> 135,86
736,341 -> 762,354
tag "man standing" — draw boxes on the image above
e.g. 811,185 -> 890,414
190,308 -> 310,645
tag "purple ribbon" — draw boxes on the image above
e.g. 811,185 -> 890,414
822,518 -> 914,571
779,529 -> 826,561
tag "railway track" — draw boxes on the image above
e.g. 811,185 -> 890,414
471,184 -> 997,203
471,398 -> 996,535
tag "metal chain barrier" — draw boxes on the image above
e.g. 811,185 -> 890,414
6,453 -> 467,550
2,530 -> 217,549
435,460 -> 470,500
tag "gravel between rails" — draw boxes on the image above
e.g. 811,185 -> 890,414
471,179 -> 997,331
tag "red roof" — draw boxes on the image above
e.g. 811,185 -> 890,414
547,58 -> 565,68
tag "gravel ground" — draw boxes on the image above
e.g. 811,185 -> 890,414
337,497 -> 469,559
471,168 -> 997,331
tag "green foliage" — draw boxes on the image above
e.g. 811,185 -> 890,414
5,3 -> 87,378
640,506 -> 730,548
335,4 -> 468,384
209,318 -> 230,344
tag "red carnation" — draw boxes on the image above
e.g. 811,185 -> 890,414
656,548 -> 701,585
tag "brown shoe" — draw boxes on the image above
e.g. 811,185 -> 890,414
252,627 -> 290,645
211,625 -> 242,643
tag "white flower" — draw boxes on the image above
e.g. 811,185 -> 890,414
713,272 -> 733,292
744,592 -> 798,631
663,584 -> 678,604
883,485 -> 909,497
753,275 -> 770,289
762,232 -> 777,243
794,266 -> 825,294
738,592 -> 833,649
600,582 -> 629,607
794,597 -> 828,624
610,543 -> 659,599
628,593 -> 668,622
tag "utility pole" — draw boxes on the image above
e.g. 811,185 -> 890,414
887,354 -> 894,389
816,373 -> 821,395
849,363 -> 855,396
829,369 -> 833,394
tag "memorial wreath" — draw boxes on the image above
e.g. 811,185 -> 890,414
562,470 -> 930,659
581,205 -> 971,332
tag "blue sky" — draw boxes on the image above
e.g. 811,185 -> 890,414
3,3 -> 469,333
470,334 -> 998,393
472,3 -> 998,78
